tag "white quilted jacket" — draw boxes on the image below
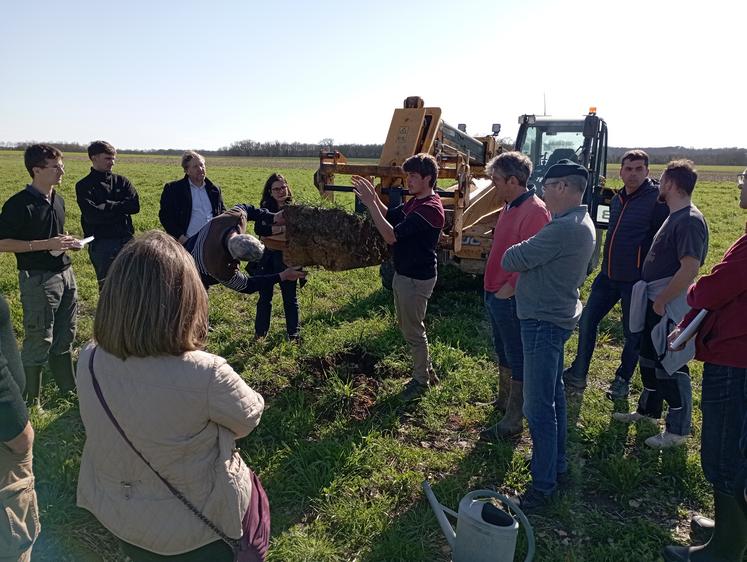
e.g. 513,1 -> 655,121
75,342 -> 264,555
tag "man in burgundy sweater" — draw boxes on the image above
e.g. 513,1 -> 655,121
353,153 -> 445,400
480,152 -> 550,439
662,168 -> 747,561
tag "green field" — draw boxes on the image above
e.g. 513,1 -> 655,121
1,151 -> 745,561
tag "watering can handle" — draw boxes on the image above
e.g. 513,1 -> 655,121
422,481 -> 457,549
463,489 -> 536,562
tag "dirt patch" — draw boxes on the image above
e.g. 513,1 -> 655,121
283,205 -> 390,270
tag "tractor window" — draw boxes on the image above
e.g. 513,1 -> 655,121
521,127 -> 585,189
534,130 -> 584,168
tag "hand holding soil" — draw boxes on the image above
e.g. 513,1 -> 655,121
351,175 -> 378,208
279,267 -> 307,282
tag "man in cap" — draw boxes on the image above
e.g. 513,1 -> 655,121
502,159 -> 596,509
185,204 -> 305,294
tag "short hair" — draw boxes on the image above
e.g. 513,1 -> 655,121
663,159 -> 698,195
486,151 -> 533,186
94,231 -> 208,359
621,149 -> 649,167
562,174 -> 588,194
181,150 -> 205,171
24,144 -> 63,179
402,153 -> 438,188
227,234 -> 265,262
87,140 -> 116,159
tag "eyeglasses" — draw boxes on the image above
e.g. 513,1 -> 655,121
543,179 -> 564,189
271,186 -> 288,192
42,164 -> 65,171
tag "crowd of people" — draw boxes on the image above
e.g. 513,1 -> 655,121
0,142 -> 744,561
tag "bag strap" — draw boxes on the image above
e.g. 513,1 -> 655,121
88,346 -> 239,549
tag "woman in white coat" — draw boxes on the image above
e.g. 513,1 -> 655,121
76,231 -> 269,561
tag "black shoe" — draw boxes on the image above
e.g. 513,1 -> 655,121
605,376 -> 630,401
562,370 -> 586,395
401,379 -> 427,401
512,487 -> 553,511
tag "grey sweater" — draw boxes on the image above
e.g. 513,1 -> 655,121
502,205 -> 596,330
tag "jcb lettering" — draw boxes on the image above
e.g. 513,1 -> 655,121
463,237 -> 481,246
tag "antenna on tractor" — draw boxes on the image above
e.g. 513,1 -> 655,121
543,92 -> 547,116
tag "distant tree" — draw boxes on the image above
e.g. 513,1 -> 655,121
319,138 -> 335,150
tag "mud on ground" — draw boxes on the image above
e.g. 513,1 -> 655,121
283,205 -> 390,271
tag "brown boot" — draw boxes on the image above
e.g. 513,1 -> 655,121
496,365 -> 512,411
496,380 -> 524,437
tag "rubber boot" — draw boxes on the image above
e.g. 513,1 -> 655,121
496,380 -> 524,437
496,365 -> 513,411
662,490 -> 747,561
23,365 -> 43,407
48,352 -> 76,394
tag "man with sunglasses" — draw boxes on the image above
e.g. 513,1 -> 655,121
0,144 -> 81,406
501,159 -> 596,509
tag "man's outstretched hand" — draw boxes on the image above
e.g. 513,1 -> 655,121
279,267 -> 307,282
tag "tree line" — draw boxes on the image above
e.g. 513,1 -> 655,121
1,140 -> 746,166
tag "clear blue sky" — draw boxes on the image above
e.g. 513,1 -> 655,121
1,0 -> 744,150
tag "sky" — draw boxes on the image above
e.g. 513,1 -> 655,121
1,0 -> 744,151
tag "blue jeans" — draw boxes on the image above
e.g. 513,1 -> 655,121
565,272 -> 640,385
484,291 -> 524,381
521,318 -> 572,495
254,250 -> 299,338
700,362 -> 747,496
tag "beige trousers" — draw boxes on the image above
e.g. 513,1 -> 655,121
393,273 -> 437,383
0,444 -> 39,562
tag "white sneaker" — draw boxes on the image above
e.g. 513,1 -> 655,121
645,431 -> 688,449
612,411 -> 658,425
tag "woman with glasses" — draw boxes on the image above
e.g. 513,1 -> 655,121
253,173 -> 301,341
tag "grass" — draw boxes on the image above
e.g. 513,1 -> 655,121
1,151 -> 745,561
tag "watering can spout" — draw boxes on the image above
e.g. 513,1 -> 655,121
422,480 -> 457,548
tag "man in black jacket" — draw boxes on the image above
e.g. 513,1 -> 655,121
159,151 -> 225,244
563,150 -> 669,399
75,140 -> 140,287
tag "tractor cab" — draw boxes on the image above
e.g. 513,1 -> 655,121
515,109 -> 611,230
